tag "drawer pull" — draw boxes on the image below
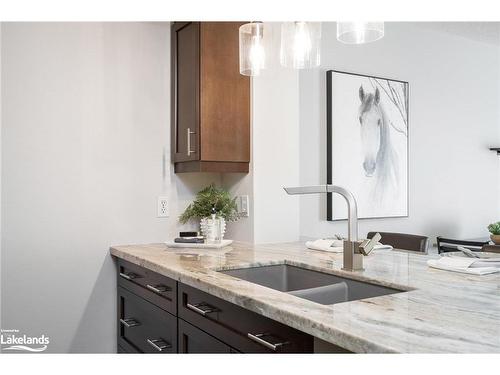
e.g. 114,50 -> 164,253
186,302 -> 218,316
119,272 -> 138,280
247,333 -> 289,351
146,284 -> 171,294
119,318 -> 141,328
147,338 -> 171,352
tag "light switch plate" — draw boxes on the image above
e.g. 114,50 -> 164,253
237,195 -> 249,217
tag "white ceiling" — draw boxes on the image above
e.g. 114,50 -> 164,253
414,22 -> 500,45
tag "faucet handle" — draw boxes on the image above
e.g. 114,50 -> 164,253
358,233 -> 382,256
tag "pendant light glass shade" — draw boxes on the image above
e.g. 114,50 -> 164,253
280,22 -> 321,69
239,22 -> 266,76
337,22 -> 384,44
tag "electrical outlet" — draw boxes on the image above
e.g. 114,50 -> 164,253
157,196 -> 169,218
237,195 -> 249,217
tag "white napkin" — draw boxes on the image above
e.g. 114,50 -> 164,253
427,257 -> 500,275
305,239 -> 393,253
372,244 -> 394,252
305,239 -> 344,253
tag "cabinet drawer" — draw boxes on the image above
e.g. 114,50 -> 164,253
117,258 -> 177,315
178,319 -> 232,353
118,286 -> 177,354
178,283 -> 313,353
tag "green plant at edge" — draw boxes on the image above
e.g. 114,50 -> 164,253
487,221 -> 500,235
179,184 -> 239,224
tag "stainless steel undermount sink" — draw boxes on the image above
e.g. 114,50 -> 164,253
219,264 -> 404,305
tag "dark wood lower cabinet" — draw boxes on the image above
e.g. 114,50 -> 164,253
178,319 -> 233,353
117,259 -> 177,315
118,286 -> 177,353
115,258 -> 319,353
178,283 -> 314,353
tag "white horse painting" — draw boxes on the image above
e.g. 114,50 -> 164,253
358,85 -> 400,207
328,71 -> 408,220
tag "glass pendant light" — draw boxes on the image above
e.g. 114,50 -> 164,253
239,22 -> 266,76
280,22 -> 321,69
337,22 -> 384,44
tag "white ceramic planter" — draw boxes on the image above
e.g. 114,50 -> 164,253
490,234 -> 500,245
200,217 -> 226,243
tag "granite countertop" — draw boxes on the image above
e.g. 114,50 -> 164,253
110,241 -> 500,353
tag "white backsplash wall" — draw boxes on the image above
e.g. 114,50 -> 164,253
223,22 -> 301,244
249,22 -> 301,244
220,82 -> 254,244
299,22 -> 500,243
0,22 -> 220,353
222,172 -> 254,243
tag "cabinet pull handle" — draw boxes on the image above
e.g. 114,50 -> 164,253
120,318 -> 141,328
146,284 -> 171,294
187,128 -> 196,156
119,272 -> 138,280
186,302 -> 218,316
147,338 -> 171,352
247,333 -> 289,352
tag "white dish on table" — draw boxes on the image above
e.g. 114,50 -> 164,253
441,251 -> 500,268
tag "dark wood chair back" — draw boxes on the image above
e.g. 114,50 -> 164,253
367,232 -> 429,253
436,237 -> 490,254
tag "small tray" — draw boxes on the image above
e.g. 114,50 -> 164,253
165,239 -> 233,249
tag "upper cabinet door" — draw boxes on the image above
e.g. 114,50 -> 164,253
200,22 -> 250,163
171,22 -> 200,163
171,22 -> 250,173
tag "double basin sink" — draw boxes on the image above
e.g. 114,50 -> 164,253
219,264 -> 404,306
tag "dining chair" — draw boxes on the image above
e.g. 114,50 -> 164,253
367,232 -> 429,253
436,237 -> 490,254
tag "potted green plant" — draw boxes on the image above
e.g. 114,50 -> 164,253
487,222 -> 500,245
179,184 -> 239,240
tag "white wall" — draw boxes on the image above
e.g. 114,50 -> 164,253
222,172 -> 254,243
250,23 -> 301,244
498,44 -> 500,219
223,23 -> 302,245
226,22 -> 500,245
299,22 -> 500,242
0,23 -> 3,330
0,22 -> 218,353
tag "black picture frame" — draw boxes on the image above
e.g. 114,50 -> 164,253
326,69 -> 410,221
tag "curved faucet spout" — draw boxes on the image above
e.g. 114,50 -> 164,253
284,184 -> 362,271
283,185 -> 358,241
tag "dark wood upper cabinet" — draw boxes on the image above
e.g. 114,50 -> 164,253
171,22 -> 250,173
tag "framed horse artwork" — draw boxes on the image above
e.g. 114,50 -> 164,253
327,70 -> 409,220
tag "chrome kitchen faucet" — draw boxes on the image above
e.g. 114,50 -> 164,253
283,185 -> 364,271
